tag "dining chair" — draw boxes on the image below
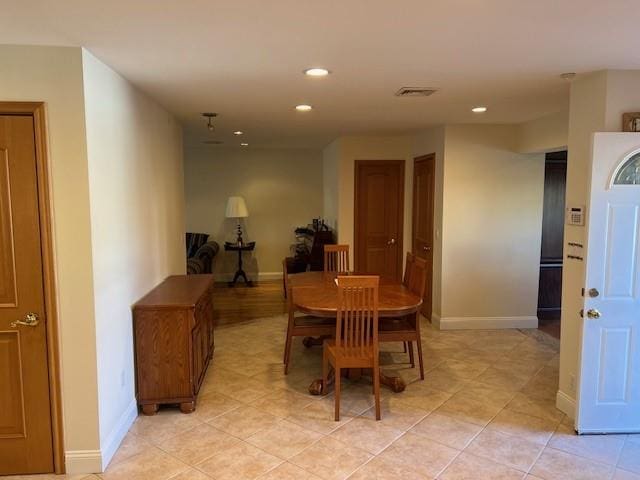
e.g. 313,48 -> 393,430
283,284 -> 335,374
401,252 -> 415,354
403,251 -> 414,285
379,253 -> 427,379
323,244 -> 350,273
282,258 -> 288,298
323,275 -> 381,421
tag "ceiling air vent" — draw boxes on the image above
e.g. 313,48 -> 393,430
202,140 -> 223,145
395,87 -> 439,97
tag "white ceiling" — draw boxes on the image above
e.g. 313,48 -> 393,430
2,0 -> 640,148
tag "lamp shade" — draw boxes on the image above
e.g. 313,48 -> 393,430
225,196 -> 249,218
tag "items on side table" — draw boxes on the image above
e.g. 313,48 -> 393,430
132,274 -> 215,415
284,219 -> 335,284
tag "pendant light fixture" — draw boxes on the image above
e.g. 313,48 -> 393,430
202,112 -> 217,132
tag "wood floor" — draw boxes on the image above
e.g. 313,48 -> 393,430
213,280 -> 286,326
538,317 -> 561,339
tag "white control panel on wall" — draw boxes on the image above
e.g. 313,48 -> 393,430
566,205 -> 586,226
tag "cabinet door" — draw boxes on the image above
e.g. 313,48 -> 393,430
196,294 -> 214,355
191,322 -> 204,394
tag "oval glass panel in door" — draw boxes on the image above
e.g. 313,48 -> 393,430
614,152 -> 640,185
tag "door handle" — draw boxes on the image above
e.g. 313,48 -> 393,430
387,238 -> 396,245
423,246 -> 432,252
11,312 -> 39,328
586,309 -> 601,319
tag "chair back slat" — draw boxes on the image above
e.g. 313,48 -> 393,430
403,252 -> 415,286
408,255 -> 428,297
324,244 -> 350,273
336,276 -> 379,356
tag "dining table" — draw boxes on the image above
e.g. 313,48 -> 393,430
288,271 -> 423,395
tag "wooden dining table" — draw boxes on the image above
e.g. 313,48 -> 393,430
288,271 -> 423,394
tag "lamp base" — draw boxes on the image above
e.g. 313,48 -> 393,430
236,222 -> 244,246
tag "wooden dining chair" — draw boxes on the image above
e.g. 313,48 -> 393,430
379,254 -> 427,379
323,275 -> 381,421
403,251 -> 414,286
284,285 -> 335,374
401,252 -> 415,353
323,244 -> 350,273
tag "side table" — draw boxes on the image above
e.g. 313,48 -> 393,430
224,241 -> 256,286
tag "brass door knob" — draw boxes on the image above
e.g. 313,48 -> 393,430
387,238 -> 396,245
11,312 -> 39,328
586,309 -> 601,319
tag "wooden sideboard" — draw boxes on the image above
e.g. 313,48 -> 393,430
132,274 -> 214,415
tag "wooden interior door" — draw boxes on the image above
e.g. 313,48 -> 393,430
0,115 -> 54,475
354,160 -> 404,282
412,155 -> 435,318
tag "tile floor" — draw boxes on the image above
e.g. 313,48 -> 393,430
9,315 -> 640,480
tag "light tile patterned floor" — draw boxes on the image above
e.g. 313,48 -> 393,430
8,315 -> 640,480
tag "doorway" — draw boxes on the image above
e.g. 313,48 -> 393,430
354,160 -> 404,283
537,150 -> 567,339
0,103 -> 63,475
412,154 -> 435,319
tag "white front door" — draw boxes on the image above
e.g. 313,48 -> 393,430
576,133 -> 640,433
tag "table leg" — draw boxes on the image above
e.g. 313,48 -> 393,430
302,335 -> 331,348
229,249 -> 253,286
308,368 -> 406,395
309,368 -> 335,395
380,371 -> 406,393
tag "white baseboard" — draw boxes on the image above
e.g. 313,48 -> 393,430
65,450 -> 103,474
66,399 -> 138,474
100,398 -> 138,470
556,389 -> 576,420
215,271 -> 282,282
436,315 -> 538,330
431,312 -> 442,329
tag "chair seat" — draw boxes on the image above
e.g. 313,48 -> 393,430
325,340 -> 375,360
379,317 -> 415,332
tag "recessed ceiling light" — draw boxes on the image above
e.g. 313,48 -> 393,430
295,104 -> 313,112
471,106 -> 487,113
304,68 -> 330,77
240,142 -> 249,146
233,131 -> 244,136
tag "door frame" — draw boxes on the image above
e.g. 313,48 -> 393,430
353,160 -> 405,281
0,102 -> 64,473
412,154 -> 436,318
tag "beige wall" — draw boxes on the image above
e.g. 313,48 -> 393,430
184,146 -> 323,278
516,110 -> 569,153
559,70 -> 640,418
82,49 -> 186,468
323,128 -> 544,327
439,125 -> 545,326
322,139 -> 340,232
326,135 -> 413,268
0,45 -> 101,465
